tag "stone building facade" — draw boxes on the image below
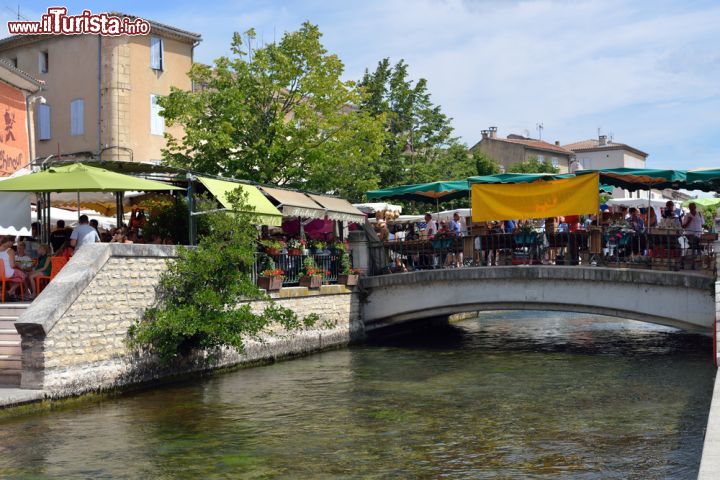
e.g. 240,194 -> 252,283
0,14 -> 200,163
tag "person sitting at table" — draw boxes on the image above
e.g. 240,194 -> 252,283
28,244 -> 52,297
14,241 -> 33,271
0,236 -> 27,300
54,239 -> 74,262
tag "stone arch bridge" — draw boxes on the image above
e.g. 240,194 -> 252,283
359,266 -> 718,336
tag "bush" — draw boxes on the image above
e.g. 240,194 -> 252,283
128,188 -> 318,362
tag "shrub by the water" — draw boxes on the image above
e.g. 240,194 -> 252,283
128,189 -> 318,361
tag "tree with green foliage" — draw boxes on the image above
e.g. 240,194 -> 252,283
473,151 -> 500,176
508,155 -> 560,174
158,23 -> 385,202
358,58 -> 470,186
128,189 -> 318,362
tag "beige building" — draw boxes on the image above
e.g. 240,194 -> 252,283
563,135 -> 647,171
470,127 -> 573,173
0,13 -> 200,164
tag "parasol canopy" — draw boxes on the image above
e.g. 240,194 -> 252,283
365,180 -> 469,202
576,168 -> 687,191
0,163 -> 183,192
467,173 -> 575,184
686,169 -> 720,192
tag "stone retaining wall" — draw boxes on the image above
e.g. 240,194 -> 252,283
14,244 -> 361,397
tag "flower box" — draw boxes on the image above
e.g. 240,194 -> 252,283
287,248 -> 302,256
265,248 -> 281,256
338,274 -> 359,286
257,276 -> 283,291
299,275 -> 322,289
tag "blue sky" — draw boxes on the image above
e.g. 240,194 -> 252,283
2,0 -> 719,169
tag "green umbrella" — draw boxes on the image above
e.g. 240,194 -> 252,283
682,197 -> 720,208
467,173 -> 575,184
366,180 -> 469,202
0,163 -> 183,192
366,180 -> 470,213
576,168 -> 687,191
686,169 -> 720,192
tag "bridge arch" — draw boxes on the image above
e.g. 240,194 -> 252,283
359,267 -> 716,334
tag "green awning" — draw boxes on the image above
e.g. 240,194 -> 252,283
686,169 -> 720,192
577,168 -> 688,191
198,177 -> 282,226
467,173 -> 575,184
0,163 -> 183,192
366,180 -> 469,202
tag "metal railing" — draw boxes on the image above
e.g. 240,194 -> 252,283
251,252 -> 348,286
369,229 -> 717,276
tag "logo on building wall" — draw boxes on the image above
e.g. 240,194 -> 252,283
0,82 -> 28,176
7,8 -> 151,36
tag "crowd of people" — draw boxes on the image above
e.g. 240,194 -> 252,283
0,209 -> 175,301
375,200 -> 713,272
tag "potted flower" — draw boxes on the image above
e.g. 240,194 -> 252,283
287,238 -> 305,256
309,240 -> 327,254
257,268 -> 284,291
338,267 -> 361,286
261,239 -> 285,256
299,256 -> 326,289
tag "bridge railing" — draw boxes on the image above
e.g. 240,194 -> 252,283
369,229 -> 717,276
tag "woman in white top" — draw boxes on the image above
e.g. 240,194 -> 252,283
0,236 -> 28,299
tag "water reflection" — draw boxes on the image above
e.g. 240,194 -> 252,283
0,311 -> 714,479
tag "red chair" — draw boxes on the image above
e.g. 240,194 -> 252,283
0,259 -> 24,303
34,257 -> 68,296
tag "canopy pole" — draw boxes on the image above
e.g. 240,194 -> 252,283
115,192 -> 123,229
77,191 -> 81,222
187,175 -> 196,246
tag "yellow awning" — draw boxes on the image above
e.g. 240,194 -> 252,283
260,186 -> 327,219
198,177 -> 282,226
471,174 -> 599,222
307,194 -> 365,222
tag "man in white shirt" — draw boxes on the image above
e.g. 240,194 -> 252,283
70,215 -> 101,251
682,203 -> 704,237
682,202 -> 704,254
422,213 -> 437,239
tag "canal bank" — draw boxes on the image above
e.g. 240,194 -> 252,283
0,312 -> 713,478
1,244 -> 362,407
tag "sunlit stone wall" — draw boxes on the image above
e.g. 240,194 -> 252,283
15,244 -> 361,397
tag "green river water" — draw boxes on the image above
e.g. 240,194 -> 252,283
0,311 -> 714,479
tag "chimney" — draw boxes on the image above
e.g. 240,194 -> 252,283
599,134 -> 607,146
481,129 -> 489,140
554,141 -> 560,146
488,126 -> 497,139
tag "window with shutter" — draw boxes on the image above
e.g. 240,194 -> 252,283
150,94 -> 164,136
38,50 -> 48,73
38,104 -> 51,140
70,99 -> 84,136
150,36 -> 163,71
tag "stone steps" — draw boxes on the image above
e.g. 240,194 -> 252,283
0,341 -> 21,356
0,369 -> 21,386
0,354 -> 21,369
0,304 -> 26,388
